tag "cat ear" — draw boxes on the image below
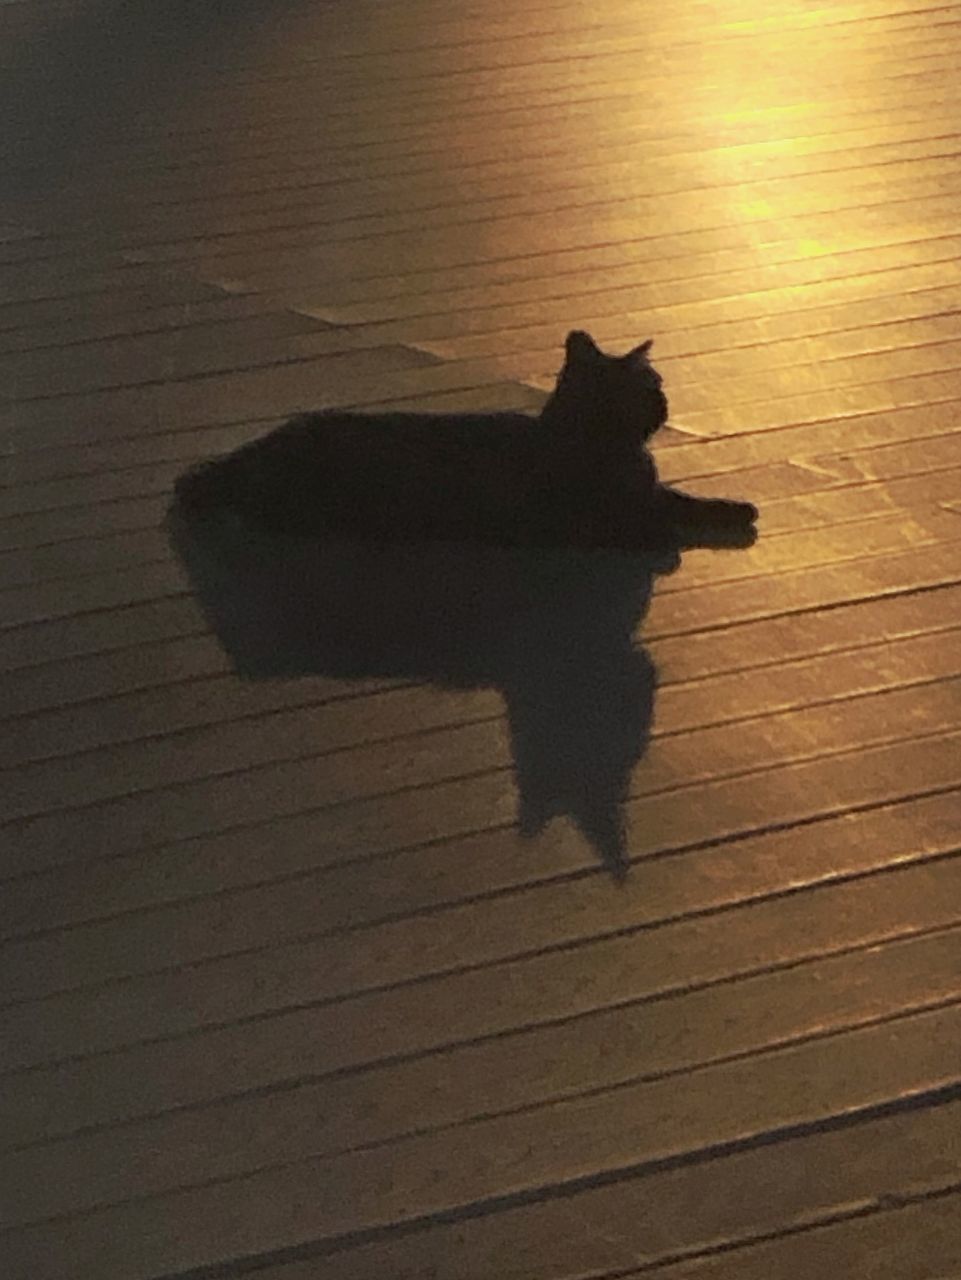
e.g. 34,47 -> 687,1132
627,338 -> 654,361
565,330 -> 602,364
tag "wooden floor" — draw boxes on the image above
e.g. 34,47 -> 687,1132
2,0 -> 961,1275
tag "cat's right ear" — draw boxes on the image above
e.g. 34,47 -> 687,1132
628,338 -> 654,361
565,330 -> 602,364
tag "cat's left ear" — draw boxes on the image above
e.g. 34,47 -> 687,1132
627,338 -> 654,361
564,330 -> 603,365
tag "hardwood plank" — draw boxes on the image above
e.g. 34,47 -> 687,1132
2,597 -> 959,937
293,237 -> 961,325
1,523 -> 958,688
6,928 -> 961,1227
2,570 -> 955,742
242,1107 -> 961,1280
3,731 -> 960,1076
0,379 -> 547,505
2,623 -> 959,993
392,259 -> 961,359
3,620 -> 959,875
4,555 -> 958,766
0,318 -> 439,402
0,260 -> 226,311
70,67 -> 961,195
1,783 -> 959,1086
183,166 -> 961,287
121,161 -> 961,283
523,306 -> 961,397
0,595 -> 205,673
0,291 -> 288,355
5,718 -> 956,988
73,127 -> 961,246
61,131 -> 961,255
4,3 -> 961,1275
4,1003 -> 961,1279
0,351 -> 526,450
3,611 -> 960,821
644,1189 -> 961,1278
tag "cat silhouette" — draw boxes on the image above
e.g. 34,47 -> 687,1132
171,332 -> 758,875
174,330 -> 757,550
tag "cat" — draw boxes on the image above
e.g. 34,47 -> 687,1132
173,330 -> 758,549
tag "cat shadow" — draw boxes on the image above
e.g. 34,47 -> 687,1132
169,506 -> 730,878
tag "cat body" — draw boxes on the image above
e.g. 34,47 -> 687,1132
175,331 -> 757,549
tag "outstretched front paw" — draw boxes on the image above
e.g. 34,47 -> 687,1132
675,497 -> 759,547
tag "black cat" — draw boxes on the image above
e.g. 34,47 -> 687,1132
174,330 -> 757,549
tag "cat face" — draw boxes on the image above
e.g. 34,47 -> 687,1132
560,330 -> 668,442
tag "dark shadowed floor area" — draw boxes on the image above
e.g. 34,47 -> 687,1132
2,0 -> 961,1275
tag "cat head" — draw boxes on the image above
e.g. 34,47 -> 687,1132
547,330 -> 669,444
